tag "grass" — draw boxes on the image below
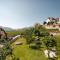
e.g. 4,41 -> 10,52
55,36 -> 60,60
6,35 -> 60,60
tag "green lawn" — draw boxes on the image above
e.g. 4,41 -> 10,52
6,36 -> 60,60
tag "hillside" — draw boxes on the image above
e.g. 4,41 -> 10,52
0,26 -> 14,31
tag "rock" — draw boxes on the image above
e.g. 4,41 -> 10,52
15,42 -> 23,45
0,44 -> 4,48
44,49 -> 57,58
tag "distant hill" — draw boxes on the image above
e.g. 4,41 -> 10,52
0,26 -> 14,31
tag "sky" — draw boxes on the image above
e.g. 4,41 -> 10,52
0,0 -> 60,29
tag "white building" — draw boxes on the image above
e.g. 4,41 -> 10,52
46,17 -> 60,24
44,17 -> 60,31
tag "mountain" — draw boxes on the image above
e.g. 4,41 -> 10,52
0,26 -> 14,31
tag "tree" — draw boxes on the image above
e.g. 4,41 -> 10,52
43,35 -> 57,50
34,23 -> 41,30
43,21 -> 47,25
24,27 -> 34,44
28,23 -> 42,49
0,28 -> 13,60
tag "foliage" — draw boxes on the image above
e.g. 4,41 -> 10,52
24,27 -> 34,44
42,35 -> 57,49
